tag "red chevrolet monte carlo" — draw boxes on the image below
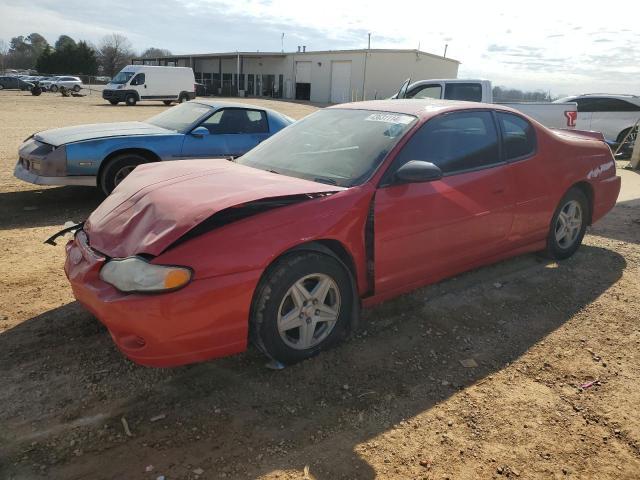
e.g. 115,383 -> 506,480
64,99 -> 621,367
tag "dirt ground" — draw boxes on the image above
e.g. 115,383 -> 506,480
0,90 -> 639,480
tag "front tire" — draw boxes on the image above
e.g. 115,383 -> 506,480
251,251 -> 353,365
73,85 -> 81,92
179,93 -> 189,103
125,94 -> 137,106
109,100 -> 119,105
99,153 -> 148,195
163,100 -> 173,106
545,188 -> 589,260
50,85 -> 58,93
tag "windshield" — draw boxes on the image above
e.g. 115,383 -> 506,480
146,102 -> 214,132
111,71 -> 135,85
237,109 -> 416,187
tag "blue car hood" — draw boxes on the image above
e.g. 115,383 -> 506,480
34,122 -> 174,147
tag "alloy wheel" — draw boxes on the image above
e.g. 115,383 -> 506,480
277,273 -> 341,350
554,199 -> 582,248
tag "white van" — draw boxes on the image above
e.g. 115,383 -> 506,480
102,65 -> 196,106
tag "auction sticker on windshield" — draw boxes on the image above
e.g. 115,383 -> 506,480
365,113 -> 414,124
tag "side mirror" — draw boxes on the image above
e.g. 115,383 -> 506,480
190,126 -> 210,138
394,160 -> 442,184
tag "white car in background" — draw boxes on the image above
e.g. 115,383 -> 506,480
554,94 -> 640,154
48,76 -> 83,92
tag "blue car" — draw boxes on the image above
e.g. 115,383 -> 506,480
14,101 -> 294,195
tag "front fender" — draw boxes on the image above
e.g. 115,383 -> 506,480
65,135 -> 183,175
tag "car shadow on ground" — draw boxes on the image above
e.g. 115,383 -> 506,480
0,245 -> 626,479
0,186 -> 102,230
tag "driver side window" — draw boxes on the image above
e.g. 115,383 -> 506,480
392,111 -> 500,175
130,73 -> 145,86
407,84 -> 442,99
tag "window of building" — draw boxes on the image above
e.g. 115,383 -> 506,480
247,74 -> 255,96
394,111 -> 500,174
497,112 -> 536,160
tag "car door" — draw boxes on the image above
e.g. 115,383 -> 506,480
129,73 -> 147,99
496,111 -> 552,245
374,110 -> 514,294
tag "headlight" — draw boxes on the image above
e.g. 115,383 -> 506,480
99,256 -> 192,293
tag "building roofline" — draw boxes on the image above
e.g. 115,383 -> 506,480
132,48 -> 460,64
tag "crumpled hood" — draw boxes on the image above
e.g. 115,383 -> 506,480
85,160 -> 344,258
34,121 -> 173,147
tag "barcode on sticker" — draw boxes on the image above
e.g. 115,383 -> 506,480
365,113 -> 413,124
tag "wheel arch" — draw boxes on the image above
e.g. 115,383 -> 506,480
569,181 -> 594,225
250,239 -> 361,337
97,148 -> 162,183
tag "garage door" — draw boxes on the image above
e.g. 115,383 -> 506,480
331,61 -> 351,104
295,61 -> 311,83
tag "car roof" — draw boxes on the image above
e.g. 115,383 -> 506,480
190,99 -> 278,112
328,99 -> 520,119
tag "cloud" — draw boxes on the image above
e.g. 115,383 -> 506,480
1,0 -> 639,94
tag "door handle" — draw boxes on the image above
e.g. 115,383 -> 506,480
144,84 -> 147,88
492,187 -> 505,194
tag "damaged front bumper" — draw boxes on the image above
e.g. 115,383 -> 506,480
14,139 -> 95,187
14,161 -> 95,186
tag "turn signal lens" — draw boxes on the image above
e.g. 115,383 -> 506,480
99,256 -> 192,293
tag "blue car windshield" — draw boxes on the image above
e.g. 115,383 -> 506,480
147,103 -> 214,133
237,109 -> 416,187
110,71 -> 135,84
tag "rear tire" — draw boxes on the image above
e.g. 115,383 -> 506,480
125,94 -> 137,106
50,85 -> 58,93
544,188 -> 589,260
99,153 -> 148,195
31,86 -> 42,96
251,251 -> 353,365
109,100 -> 119,105
163,100 -> 173,106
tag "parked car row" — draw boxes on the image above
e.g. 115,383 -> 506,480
0,74 -> 83,92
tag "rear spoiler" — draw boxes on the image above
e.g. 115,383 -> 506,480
551,129 -> 606,142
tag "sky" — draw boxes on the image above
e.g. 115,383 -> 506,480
1,0 -> 639,96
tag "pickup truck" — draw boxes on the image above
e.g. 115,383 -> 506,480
394,79 -> 577,130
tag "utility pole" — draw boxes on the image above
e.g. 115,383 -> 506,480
362,32 -> 371,101
281,33 -> 285,53
443,44 -> 448,58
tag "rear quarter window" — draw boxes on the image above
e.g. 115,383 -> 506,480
497,112 -> 536,160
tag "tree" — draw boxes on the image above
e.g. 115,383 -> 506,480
26,33 -> 48,57
98,34 -> 134,77
0,39 -> 8,72
35,37 -> 98,75
141,47 -> 172,58
6,33 -> 50,69
55,35 -> 76,50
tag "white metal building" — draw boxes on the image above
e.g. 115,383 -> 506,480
133,48 -> 460,103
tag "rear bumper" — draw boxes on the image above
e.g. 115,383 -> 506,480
65,232 -> 259,367
14,161 -> 95,186
592,175 -> 622,223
